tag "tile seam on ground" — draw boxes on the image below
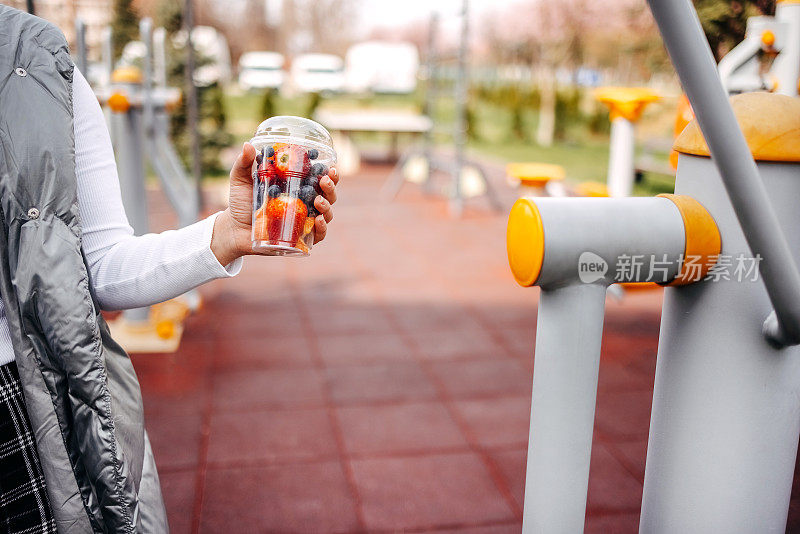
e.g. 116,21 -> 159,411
375,286 -> 523,520
373,223 -> 525,521
290,268 -> 368,532
189,329 -> 217,533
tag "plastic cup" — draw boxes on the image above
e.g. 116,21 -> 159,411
249,116 -> 336,256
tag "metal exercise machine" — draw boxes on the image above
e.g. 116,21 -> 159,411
507,0 -> 800,531
75,18 -> 200,351
594,88 -> 660,198
718,0 -> 800,96
381,0 -> 501,215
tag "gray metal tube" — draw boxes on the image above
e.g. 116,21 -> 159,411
74,19 -> 87,76
522,283 -> 607,533
647,0 -> 800,346
184,0 -> 204,212
533,197 -> 685,287
451,0 -> 469,216
102,27 -> 113,87
140,19 -> 154,138
112,106 -> 149,323
153,27 -> 167,88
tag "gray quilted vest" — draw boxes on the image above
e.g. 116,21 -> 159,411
0,7 -> 168,533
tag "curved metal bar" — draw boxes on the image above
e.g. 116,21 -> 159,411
647,0 -> 800,347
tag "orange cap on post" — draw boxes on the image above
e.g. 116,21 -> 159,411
594,87 -> 661,122
507,198 -> 545,287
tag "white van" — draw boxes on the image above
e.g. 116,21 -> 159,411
290,54 -> 345,94
238,52 -> 286,91
345,41 -> 419,94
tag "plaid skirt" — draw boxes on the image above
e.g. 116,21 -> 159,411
0,362 -> 56,534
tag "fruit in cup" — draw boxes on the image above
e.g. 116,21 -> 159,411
298,185 -> 317,215
303,217 -> 315,235
254,194 -> 308,245
311,162 -> 326,177
253,140 -> 328,252
258,153 -> 278,182
303,174 -> 321,194
275,144 -> 311,178
295,217 -> 316,254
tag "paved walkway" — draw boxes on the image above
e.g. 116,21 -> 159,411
130,165 -> 800,533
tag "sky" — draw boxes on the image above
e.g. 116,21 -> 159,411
353,0 -> 504,45
260,0 -> 502,38
356,0 -> 499,29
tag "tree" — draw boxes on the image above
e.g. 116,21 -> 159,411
694,0 -> 776,61
111,0 -> 140,60
155,0 -> 233,174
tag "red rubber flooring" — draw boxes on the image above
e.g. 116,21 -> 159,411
130,164 -> 800,533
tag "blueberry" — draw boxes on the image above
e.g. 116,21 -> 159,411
304,174 -> 321,193
299,184 -> 316,207
311,163 -> 328,176
267,146 -> 275,158
256,152 -> 263,165
267,184 -> 282,199
307,148 -> 319,160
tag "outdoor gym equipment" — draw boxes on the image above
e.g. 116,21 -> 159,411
718,0 -> 800,96
505,162 -> 566,197
381,0 -> 501,215
594,87 -> 660,198
508,0 -> 800,531
80,18 -> 201,351
84,18 -> 200,232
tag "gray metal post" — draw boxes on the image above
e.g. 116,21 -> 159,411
773,1 -> 800,97
112,92 -> 149,323
647,0 -> 800,347
140,19 -> 154,140
153,27 -> 168,88
102,27 -> 114,85
140,20 -> 199,228
451,0 -> 469,216
184,0 -> 204,212
510,196 -> 694,533
423,11 -> 439,193
523,283 -> 607,533
75,19 -> 88,76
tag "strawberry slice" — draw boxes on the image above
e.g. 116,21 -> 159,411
275,144 -> 311,179
255,194 -> 308,245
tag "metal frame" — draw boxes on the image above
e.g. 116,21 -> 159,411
648,0 -> 800,347
90,17 -> 201,323
517,0 -> 800,531
381,0 -> 502,215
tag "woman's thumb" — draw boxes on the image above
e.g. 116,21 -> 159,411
231,142 -> 256,184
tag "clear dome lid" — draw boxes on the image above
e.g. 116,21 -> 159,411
251,116 -> 335,155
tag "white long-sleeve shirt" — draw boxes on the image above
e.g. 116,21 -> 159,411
0,68 -> 242,366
